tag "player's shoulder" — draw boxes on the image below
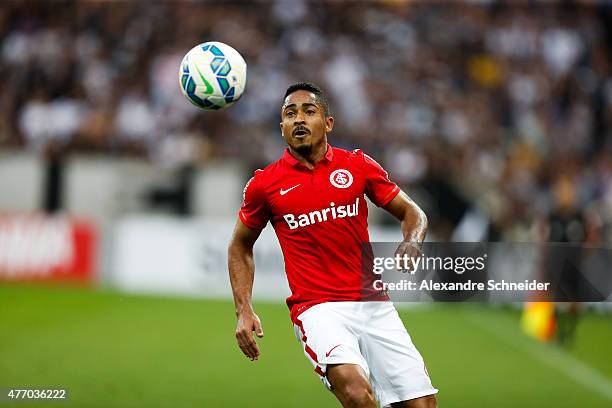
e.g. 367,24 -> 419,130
341,147 -> 390,179
250,158 -> 282,179
331,146 -> 365,162
254,158 -> 283,179
332,147 -> 386,178
244,159 -> 284,195
332,146 -> 380,167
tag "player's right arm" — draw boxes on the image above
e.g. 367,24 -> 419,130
228,219 -> 265,361
228,171 -> 270,361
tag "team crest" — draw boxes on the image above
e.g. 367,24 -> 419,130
329,169 -> 353,189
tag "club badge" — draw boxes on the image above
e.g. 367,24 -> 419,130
330,169 -> 353,189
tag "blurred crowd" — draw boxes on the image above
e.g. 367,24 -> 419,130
1,1 -> 611,242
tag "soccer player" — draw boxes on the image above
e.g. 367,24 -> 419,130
228,83 -> 438,408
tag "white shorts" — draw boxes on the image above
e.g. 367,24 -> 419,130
293,301 -> 438,407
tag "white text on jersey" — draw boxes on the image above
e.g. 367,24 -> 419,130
283,197 -> 359,230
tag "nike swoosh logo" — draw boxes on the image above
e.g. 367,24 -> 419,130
193,64 -> 214,95
325,344 -> 341,357
280,184 -> 301,196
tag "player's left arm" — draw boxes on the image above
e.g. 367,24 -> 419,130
383,190 -> 428,260
360,150 -> 427,262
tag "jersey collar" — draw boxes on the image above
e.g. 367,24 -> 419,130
282,143 -> 334,168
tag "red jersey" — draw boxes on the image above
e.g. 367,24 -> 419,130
239,144 -> 400,322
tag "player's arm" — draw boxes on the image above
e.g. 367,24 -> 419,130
384,190 -> 428,263
228,219 -> 265,361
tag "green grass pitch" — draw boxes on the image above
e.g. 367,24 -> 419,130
1,284 -> 611,407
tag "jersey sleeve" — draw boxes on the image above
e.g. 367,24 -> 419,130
238,170 -> 270,230
360,151 -> 400,207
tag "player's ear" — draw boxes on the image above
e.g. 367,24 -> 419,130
325,116 -> 334,133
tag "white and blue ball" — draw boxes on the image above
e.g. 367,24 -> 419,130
178,41 -> 247,110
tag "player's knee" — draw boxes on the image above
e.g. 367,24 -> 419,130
417,394 -> 436,408
338,383 -> 376,408
414,394 -> 437,408
391,394 -> 437,408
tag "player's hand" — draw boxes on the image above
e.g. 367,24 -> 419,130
235,309 -> 264,361
394,241 -> 423,274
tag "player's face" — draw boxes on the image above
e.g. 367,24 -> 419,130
280,90 -> 333,156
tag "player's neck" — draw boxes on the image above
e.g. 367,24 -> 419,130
289,140 -> 328,170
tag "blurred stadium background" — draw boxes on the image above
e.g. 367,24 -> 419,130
0,1 -> 611,407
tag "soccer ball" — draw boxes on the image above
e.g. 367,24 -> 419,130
178,41 -> 247,110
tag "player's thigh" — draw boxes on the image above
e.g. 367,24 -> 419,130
327,364 -> 376,407
362,303 -> 438,406
327,363 -> 370,390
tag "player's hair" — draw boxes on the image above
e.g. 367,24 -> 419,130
284,82 -> 331,117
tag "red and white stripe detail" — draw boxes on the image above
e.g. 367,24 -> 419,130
295,317 -> 326,379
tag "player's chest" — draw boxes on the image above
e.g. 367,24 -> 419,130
267,166 -> 364,214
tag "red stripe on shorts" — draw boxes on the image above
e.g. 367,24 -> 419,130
296,317 -> 326,377
315,366 -> 326,377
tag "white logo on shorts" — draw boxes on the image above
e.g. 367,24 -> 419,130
330,169 -> 353,189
